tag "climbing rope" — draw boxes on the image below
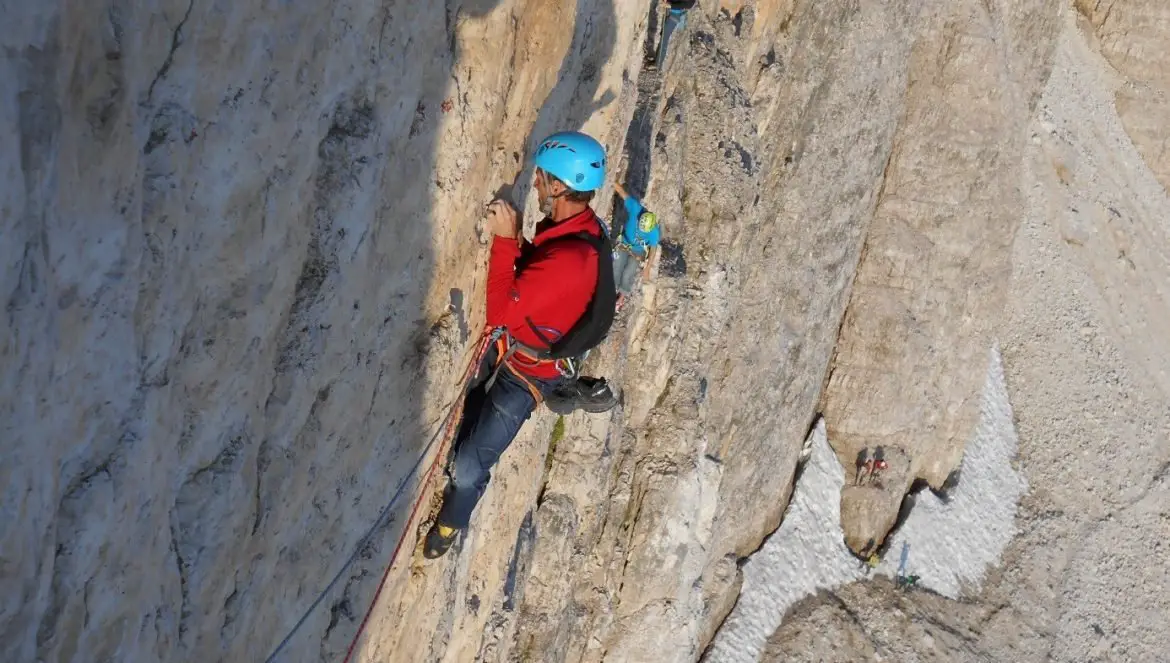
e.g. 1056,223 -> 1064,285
263,327 -> 497,663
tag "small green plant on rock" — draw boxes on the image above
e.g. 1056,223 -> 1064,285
545,415 -> 566,480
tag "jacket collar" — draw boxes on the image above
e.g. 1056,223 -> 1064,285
533,208 -> 601,246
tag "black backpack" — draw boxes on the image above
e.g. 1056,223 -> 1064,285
521,229 -> 617,360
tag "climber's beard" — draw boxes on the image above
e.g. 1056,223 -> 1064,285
534,168 -> 555,216
538,194 -> 555,216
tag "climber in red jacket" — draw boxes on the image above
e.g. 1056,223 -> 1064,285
482,203 -> 602,379
425,131 -> 615,559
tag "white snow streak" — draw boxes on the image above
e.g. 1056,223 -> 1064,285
704,346 -> 1025,663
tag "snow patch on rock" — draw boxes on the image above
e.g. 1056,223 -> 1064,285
701,418 -> 859,663
705,346 -> 1025,663
874,347 -> 1027,597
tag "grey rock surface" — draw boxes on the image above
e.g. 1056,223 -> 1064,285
821,0 -> 1062,556
760,10 -> 1170,662
1075,0 -> 1170,190
3,0 -> 1168,662
2,1 -> 644,661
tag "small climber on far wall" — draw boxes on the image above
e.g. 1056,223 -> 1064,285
612,180 -> 661,313
541,180 -> 661,416
654,0 -> 698,69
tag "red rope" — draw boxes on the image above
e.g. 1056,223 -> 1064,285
341,328 -> 494,663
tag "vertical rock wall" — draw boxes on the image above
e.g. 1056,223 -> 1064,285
7,0 -> 1157,662
820,0 -> 1061,555
1075,0 -> 1170,189
1,1 -> 646,661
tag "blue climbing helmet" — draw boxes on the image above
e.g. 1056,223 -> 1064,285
532,131 -> 607,192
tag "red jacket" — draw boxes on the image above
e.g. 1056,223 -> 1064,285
486,208 -> 602,378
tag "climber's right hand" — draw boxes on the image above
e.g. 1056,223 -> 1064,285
486,199 -> 520,239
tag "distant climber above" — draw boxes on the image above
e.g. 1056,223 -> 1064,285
543,180 -> 661,416
424,131 -> 616,559
653,0 -> 696,69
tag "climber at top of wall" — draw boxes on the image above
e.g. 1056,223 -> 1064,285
544,181 -> 662,415
652,0 -> 697,69
424,131 -> 618,559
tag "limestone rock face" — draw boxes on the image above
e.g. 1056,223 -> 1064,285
1076,0 -> 1170,189
760,578 -> 1000,663
765,9 -> 1170,662
820,0 -> 1062,555
364,1 -> 920,658
2,1 -> 646,661
4,0 -> 1167,662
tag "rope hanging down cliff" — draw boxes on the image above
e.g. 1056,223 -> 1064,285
263,328 -> 498,663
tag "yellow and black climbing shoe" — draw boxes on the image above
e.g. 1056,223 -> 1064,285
423,522 -> 460,559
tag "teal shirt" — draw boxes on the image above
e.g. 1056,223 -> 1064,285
621,196 -> 661,257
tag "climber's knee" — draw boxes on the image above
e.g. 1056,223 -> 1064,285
449,446 -> 491,492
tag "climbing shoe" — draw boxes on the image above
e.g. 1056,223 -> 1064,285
545,376 -> 620,415
423,522 -> 460,559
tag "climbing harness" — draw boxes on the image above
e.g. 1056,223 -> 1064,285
334,321 -> 589,658
481,329 -> 576,399
267,208 -> 614,660
263,327 -> 498,663
615,236 -> 643,257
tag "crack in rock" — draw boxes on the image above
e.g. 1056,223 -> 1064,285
145,0 -> 196,104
